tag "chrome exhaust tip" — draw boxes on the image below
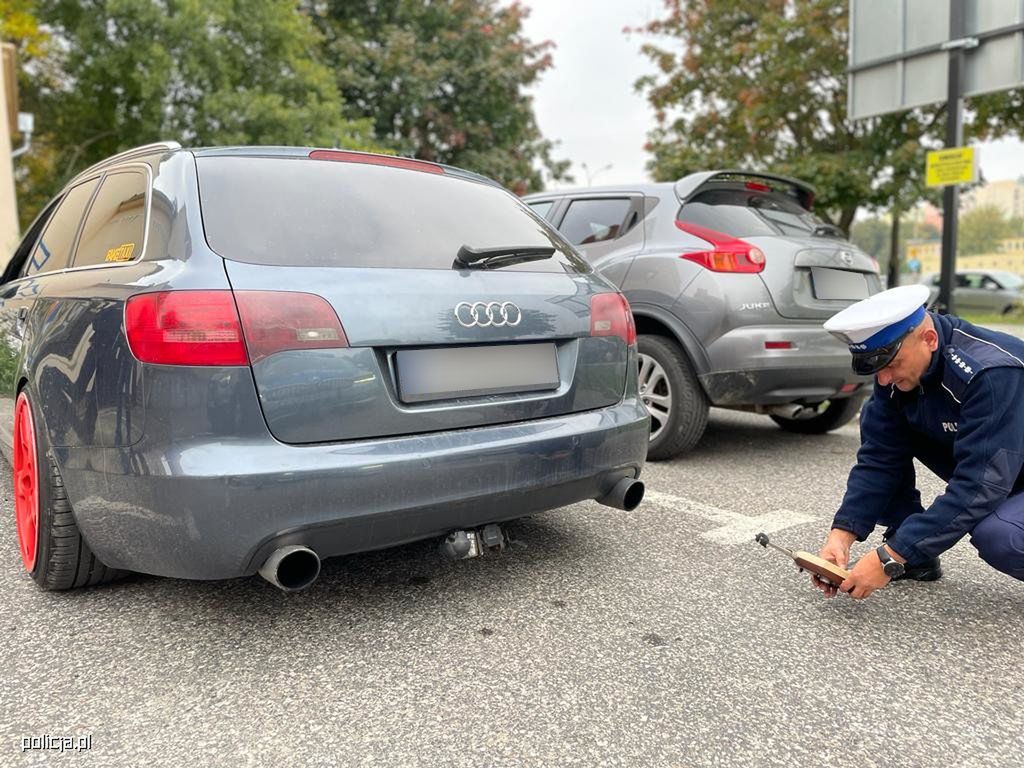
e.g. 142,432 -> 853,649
258,545 -> 321,592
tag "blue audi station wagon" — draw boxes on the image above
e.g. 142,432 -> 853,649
3,143 -> 649,591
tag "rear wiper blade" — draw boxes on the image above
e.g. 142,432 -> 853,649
454,244 -> 555,270
812,224 -> 845,238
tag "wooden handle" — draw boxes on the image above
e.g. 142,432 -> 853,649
793,551 -> 850,586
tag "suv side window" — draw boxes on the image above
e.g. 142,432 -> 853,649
559,198 -> 631,246
73,170 -> 148,268
527,200 -> 555,220
23,178 -> 101,278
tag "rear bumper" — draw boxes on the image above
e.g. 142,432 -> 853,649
55,398 -> 650,580
701,324 -> 870,405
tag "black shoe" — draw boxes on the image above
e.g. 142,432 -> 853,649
892,557 -> 943,582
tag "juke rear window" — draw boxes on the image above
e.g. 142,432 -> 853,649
678,187 -> 834,239
197,156 -> 587,273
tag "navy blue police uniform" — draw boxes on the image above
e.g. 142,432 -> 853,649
832,311 -> 1024,580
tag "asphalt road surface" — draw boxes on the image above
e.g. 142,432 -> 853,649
2,409 -> 1022,767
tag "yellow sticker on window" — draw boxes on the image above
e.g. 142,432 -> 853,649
105,243 -> 136,262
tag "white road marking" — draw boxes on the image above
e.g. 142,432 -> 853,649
643,489 -> 815,545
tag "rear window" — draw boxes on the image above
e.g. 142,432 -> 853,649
678,187 -> 837,239
559,198 -> 631,246
197,156 -> 587,273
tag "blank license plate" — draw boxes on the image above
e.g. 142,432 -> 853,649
810,267 -> 870,300
396,343 -> 560,403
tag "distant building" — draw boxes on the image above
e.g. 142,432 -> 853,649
962,179 -> 1024,220
906,237 -> 1024,276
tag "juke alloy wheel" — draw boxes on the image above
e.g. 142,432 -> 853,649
637,335 -> 709,460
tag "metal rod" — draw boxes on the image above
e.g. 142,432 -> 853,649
938,0 -> 965,314
754,532 -> 794,559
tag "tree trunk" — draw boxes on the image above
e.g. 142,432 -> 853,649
838,206 -> 858,237
887,208 -> 901,289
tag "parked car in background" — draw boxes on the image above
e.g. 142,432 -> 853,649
920,270 -> 1024,315
2,142 -> 650,591
524,171 -> 882,459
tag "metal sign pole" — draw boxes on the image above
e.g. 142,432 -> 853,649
937,0 -> 966,314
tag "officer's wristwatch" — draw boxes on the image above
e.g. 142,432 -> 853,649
876,545 -> 905,579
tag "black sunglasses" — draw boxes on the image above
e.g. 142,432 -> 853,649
851,336 -> 907,376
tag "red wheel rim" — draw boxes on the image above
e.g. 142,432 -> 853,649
13,393 -> 39,572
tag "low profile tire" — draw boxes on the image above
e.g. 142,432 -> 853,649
769,396 -> 863,435
13,391 -> 123,590
637,334 -> 709,460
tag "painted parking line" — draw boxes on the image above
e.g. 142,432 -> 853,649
642,489 -> 815,545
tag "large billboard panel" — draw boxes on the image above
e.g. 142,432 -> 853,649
849,0 -> 1024,120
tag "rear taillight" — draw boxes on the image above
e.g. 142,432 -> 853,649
590,293 -> 637,346
125,290 -> 349,366
125,291 -> 248,366
234,291 -> 348,363
675,220 -> 766,274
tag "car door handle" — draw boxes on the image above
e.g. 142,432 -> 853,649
18,307 -> 28,321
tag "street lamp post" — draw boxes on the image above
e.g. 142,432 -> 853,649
581,162 -> 612,187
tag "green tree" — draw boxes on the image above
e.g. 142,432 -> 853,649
15,0 -> 380,227
958,204 -> 1013,256
308,0 -> 569,194
633,0 -> 1016,238
850,217 -> 888,260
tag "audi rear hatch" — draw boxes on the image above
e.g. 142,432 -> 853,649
675,171 -> 882,319
195,151 -> 635,444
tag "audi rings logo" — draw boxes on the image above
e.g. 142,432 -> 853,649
455,301 -> 523,328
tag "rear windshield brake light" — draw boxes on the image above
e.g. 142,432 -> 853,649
675,220 -> 765,274
308,150 -> 444,175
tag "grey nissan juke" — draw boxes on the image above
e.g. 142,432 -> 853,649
3,142 -> 649,591
524,171 -> 882,459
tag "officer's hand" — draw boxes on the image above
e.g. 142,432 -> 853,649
813,529 -> 856,598
839,549 -> 891,600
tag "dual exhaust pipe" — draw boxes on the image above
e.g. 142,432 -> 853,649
258,477 -> 644,592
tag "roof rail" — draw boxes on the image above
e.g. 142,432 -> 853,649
67,140 -> 183,186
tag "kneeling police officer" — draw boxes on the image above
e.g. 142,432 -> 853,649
816,284 -> 1024,599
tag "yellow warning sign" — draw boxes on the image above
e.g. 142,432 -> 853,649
105,242 -> 135,262
926,147 -> 978,187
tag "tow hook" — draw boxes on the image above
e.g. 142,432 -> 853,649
440,523 -> 511,561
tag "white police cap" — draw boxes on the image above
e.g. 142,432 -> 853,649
824,284 -> 931,374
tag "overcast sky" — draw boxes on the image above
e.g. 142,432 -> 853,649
518,0 -> 1024,189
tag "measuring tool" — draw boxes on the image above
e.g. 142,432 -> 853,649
754,532 -> 850,586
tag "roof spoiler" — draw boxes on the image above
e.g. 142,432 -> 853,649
673,170 -> 816,211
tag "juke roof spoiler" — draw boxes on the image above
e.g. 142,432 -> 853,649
673,170 -> 817,211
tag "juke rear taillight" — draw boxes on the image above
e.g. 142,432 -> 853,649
125,290 -> 348,366
590,292 -> 637,346
675,220 -> 766,274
